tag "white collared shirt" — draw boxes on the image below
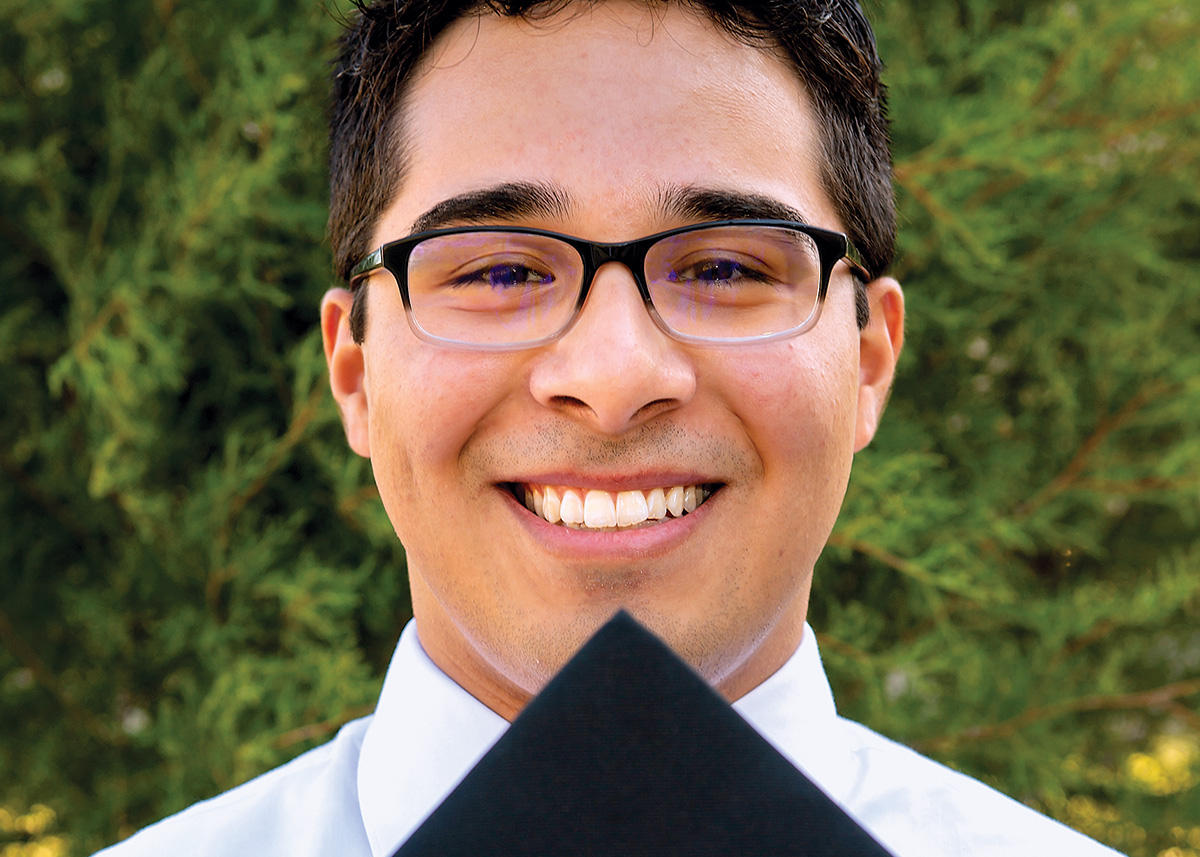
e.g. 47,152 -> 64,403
97,621 -> 1122,856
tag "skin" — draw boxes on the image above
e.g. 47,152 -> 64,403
322,1 -> 905,721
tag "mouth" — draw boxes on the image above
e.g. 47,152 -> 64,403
507,482 -> 720,531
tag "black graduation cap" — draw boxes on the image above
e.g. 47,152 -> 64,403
394,611 -> 894,856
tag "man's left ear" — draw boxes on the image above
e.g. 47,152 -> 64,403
854,277 -> 905,452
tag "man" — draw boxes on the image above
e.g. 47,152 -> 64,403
98,0 -> 1120,854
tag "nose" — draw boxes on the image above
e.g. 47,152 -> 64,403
528,262 -> 697,435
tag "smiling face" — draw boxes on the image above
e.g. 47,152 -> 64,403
322,1 -> 904,719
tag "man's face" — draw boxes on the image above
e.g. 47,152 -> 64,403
323,1 -> 903,718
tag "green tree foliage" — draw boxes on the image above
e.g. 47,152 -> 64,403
2,0 -> 1198,854
815,1 -> 1200,851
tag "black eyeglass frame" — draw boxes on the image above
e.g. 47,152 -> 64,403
348,219 -> 871,350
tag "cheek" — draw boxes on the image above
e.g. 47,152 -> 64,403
365,344 -> 523,508
728,336 -> 860,465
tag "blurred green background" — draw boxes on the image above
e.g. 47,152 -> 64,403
2,0 -> 1198,854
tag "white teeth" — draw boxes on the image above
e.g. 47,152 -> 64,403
583,490 -> 617,528
646,487 -> 667,519
616,490 -> 650,527
559,489 -> 584,525
543,486 -> 562,524
520,483 -> 711,528
665,486 -> 684,517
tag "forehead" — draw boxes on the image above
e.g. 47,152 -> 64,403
379,1 -> 835,241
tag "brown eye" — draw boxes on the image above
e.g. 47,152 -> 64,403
450,263 -> 555,289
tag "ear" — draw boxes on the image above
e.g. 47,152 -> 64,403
321,288 -> 371,457
854,277 -> 905,452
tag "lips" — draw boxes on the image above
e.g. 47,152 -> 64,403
513,483 -> 716,529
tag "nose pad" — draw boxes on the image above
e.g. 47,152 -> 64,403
528,262 -> 696,435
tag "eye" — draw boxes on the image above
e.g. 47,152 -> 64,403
452,262 -> 555,289
668,257 -> 771,286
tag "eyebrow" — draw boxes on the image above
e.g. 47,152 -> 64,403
657,185 -> 813,226
409,182 -> 574,233
406,182 -> 813,237
662,185 -> 867,279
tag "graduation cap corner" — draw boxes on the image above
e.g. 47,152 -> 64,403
395,610 -> 894,856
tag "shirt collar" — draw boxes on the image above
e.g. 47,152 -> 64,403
357,621 -> 850,857
357,621 -> 508,857
733,623 -> 857,802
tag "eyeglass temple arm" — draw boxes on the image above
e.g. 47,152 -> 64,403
843,239 -> 872,284
349,248 -> 384,286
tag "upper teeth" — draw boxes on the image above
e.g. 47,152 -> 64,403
521,484 -> 710,529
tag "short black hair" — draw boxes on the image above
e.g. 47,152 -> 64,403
330,0 -> 894,342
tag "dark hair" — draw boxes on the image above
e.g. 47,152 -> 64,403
330,0 -> 894,343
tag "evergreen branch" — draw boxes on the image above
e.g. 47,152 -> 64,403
270,703 -> 376,751
913,677 -> 1200,753
206,383 -> 327,617
1043,180 -> 1141,249
813,632 -> 873,665
893,156 -> 997,179
259,303 -> 294,413
0,450 -> 89,544
70,297 -> 127,364
1074,476 -> 1195,496
84,140 -> 127,268
225,381 -> 326,527
153,0 -> 210,99
0,606 -> 124,747
825,533 -> 940,588
0,216 -> 55,278
1097,31 -> 1137,92
1166,701 -> 1200,734
825,534 -> 1002,602
1057,98 -> 1200,136
894,90 -> 1200,196
962,173 -> 1028,212
1030,43 -> 1077,109
1054,620 -> 1116,664
1014,381 -> 1169,519
338,483 -> 383,526
893,172 -> 1001,269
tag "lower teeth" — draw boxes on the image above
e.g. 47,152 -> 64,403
560,519 -> 663,531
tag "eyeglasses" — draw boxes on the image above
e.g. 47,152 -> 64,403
348,219 -> 868,350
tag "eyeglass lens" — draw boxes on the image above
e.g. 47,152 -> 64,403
402,225 -> 824,345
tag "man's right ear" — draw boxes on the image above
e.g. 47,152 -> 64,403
321,288 -> 371,458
